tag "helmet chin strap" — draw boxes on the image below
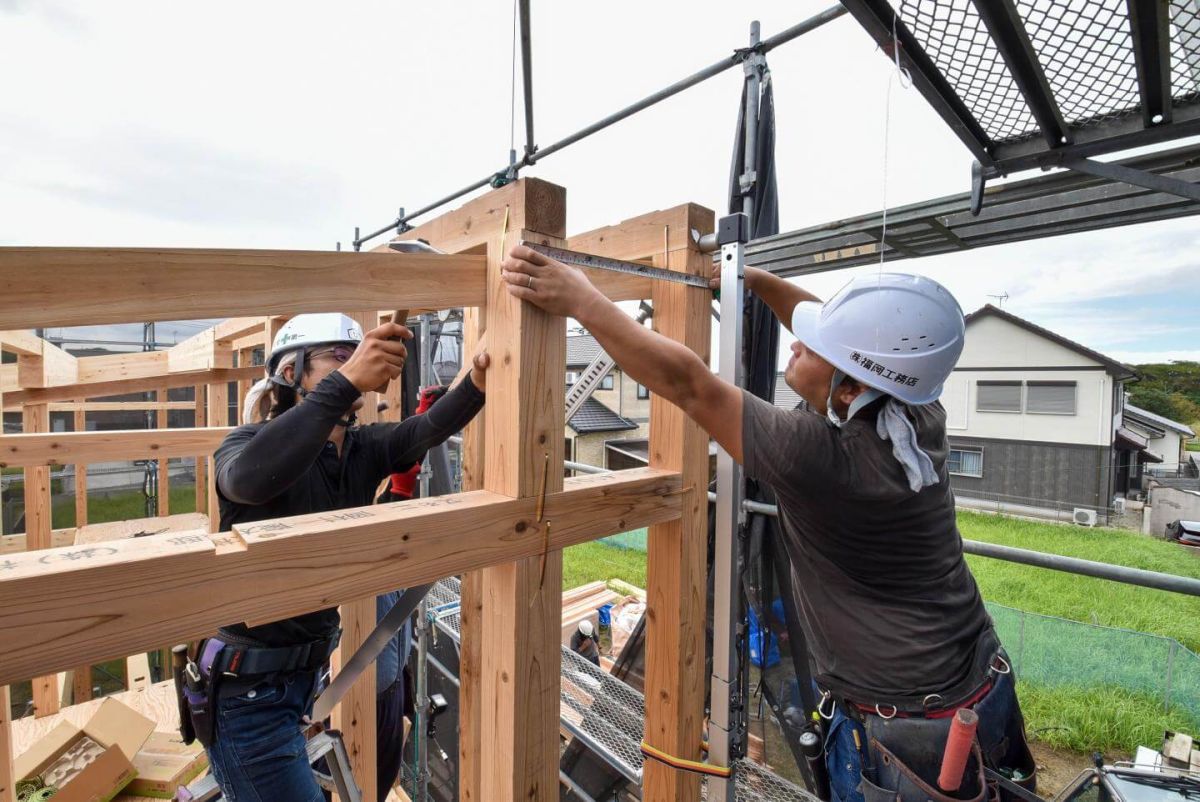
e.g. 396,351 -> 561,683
826,369 -> 884,427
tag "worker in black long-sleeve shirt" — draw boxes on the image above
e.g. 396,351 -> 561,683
187,312 -> 488,802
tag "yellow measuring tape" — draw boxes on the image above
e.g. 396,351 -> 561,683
639,741 -> 732,779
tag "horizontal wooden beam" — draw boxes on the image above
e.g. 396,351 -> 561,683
0,468 -> 682,685
3,401 -> 196,413
0,332 -> 78,389
0,427 -> 232,468
0,248 -> 488,329
567,204 -> 713,262
167,329 -> 234,373
74,351 -> 167,385
3,366 -> 260,406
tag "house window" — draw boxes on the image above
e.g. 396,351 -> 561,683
948,447 -> 983,477
977,381 -> 1022,413
599,375 -> 614,391
637,384 -> 650,400
566,371 -> 579,386
1026,381 -> 1076,415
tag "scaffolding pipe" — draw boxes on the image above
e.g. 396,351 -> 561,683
352,5 -> 847,248
519,0 -> 536,159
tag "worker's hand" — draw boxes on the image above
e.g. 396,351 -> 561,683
501,245 -> 605,319
468,351 -> 490,392
338,322 -> 411,393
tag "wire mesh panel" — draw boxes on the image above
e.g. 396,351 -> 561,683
700,760 -> 820,802
900,0 -> 1040,142
1172,0 -> 1200,102
1016,0 -> 1141,127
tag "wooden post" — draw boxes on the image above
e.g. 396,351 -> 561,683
566,203 -> 714,801
72,406 -> 88,526
71,406 -> 93,701
457,305 -> 486,802
204,384 -> 226,533
157,385 -> 170,517
328,311 -> 382,802
0,685 -> 13,802
643,208 -> 713,802
478,180 -> 567,802
22,401 -> 59,719
194,385 -> 206,515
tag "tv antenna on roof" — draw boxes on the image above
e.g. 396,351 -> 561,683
987,292 -> 1009,308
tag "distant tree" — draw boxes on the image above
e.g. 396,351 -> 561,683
1129,387 -> 1177,418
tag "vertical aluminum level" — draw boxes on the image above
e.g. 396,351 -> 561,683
708,19 -> 764,800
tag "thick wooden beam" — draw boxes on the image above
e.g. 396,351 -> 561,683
458,305 -> 486,802
332,311 -> 384,802
205,383 -> 228,533
75,351 -> 167,385
0,427 -> 231,468
0,332 -> 78,389
567,204 -> 703,262
194,386 -> 207,516
0,685 -> 12,802
72,407 -> 88,527
21,403 -> 59,719
169,330 -> 235,374
0,529 -> 75,555
479,180 -> 567,802
157,387 -> 170,517
0,248 -> 488,329
1,401 -> 197,413
2,366 -> 260,406
0,468 -> 681,686
620,204 -> 714,802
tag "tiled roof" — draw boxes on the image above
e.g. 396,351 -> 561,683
1125,403 -> 1196,438
566,334 -> 603,367
568,398 -> 640,434
773,373 -> 802,410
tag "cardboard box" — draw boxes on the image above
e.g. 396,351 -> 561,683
124,731 -> 208,798
14,697 -> 156,802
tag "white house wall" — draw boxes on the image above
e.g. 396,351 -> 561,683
941,370 -> 1113,447
957,316 -> 1100,369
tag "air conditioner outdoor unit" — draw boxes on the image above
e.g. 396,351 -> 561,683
1073,508 -> 1098,527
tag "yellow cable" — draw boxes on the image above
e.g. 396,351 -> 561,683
640,741 -> 733,779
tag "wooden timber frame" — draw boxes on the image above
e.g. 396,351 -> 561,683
0,178 -> 713,802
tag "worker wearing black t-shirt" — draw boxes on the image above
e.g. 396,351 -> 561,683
192,312 -> 487,802
500,245 -> 1036,802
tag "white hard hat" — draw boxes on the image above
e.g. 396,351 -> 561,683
267,313 -> 363,374
578,619 -> 594,637
790,273 -> 964,405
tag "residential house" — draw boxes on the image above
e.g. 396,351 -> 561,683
937,304 -> 1149,516
565,334 -> 648,467
1122,402 -> 1196,478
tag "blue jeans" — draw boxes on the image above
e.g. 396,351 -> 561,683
206,671 -> 322,802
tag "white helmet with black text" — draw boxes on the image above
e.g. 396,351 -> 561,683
267,313 -> 363,377
789,273 -> 965,406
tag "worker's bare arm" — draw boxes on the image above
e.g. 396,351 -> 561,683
501,245 -> 743,462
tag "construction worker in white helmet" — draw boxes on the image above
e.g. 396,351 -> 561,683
570,618 -> 601,666
500,246 -> 1036,802
181,313 -> 489,802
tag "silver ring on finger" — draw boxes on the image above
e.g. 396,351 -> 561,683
527,275 -> 535,290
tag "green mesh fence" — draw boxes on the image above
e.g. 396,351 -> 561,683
601,526 -> 648,551
987,602 -> 1200,724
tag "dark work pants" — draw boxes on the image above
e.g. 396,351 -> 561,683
377,677 -> 407,796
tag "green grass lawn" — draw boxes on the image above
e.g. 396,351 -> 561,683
563,513 -> 1200,754
1186,440 -> 1199,452
958,510 -> 1200,651
49,484 -> 198,529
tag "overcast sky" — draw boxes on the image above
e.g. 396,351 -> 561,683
1,0 -> 1197,364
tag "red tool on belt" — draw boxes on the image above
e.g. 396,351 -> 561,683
938,707 -> 980,792
388,385 -> 449,499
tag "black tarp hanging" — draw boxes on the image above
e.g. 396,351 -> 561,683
728,68 -> 824,794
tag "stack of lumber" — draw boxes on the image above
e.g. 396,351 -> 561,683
560,581 -> 621,644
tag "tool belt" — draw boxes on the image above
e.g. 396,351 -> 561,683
173,631 -> 341,749
820,652 -> 1036,802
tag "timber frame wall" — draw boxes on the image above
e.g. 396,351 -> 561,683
0,178 -> 713,802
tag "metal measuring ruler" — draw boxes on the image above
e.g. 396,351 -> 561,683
519,240 -> 710,289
